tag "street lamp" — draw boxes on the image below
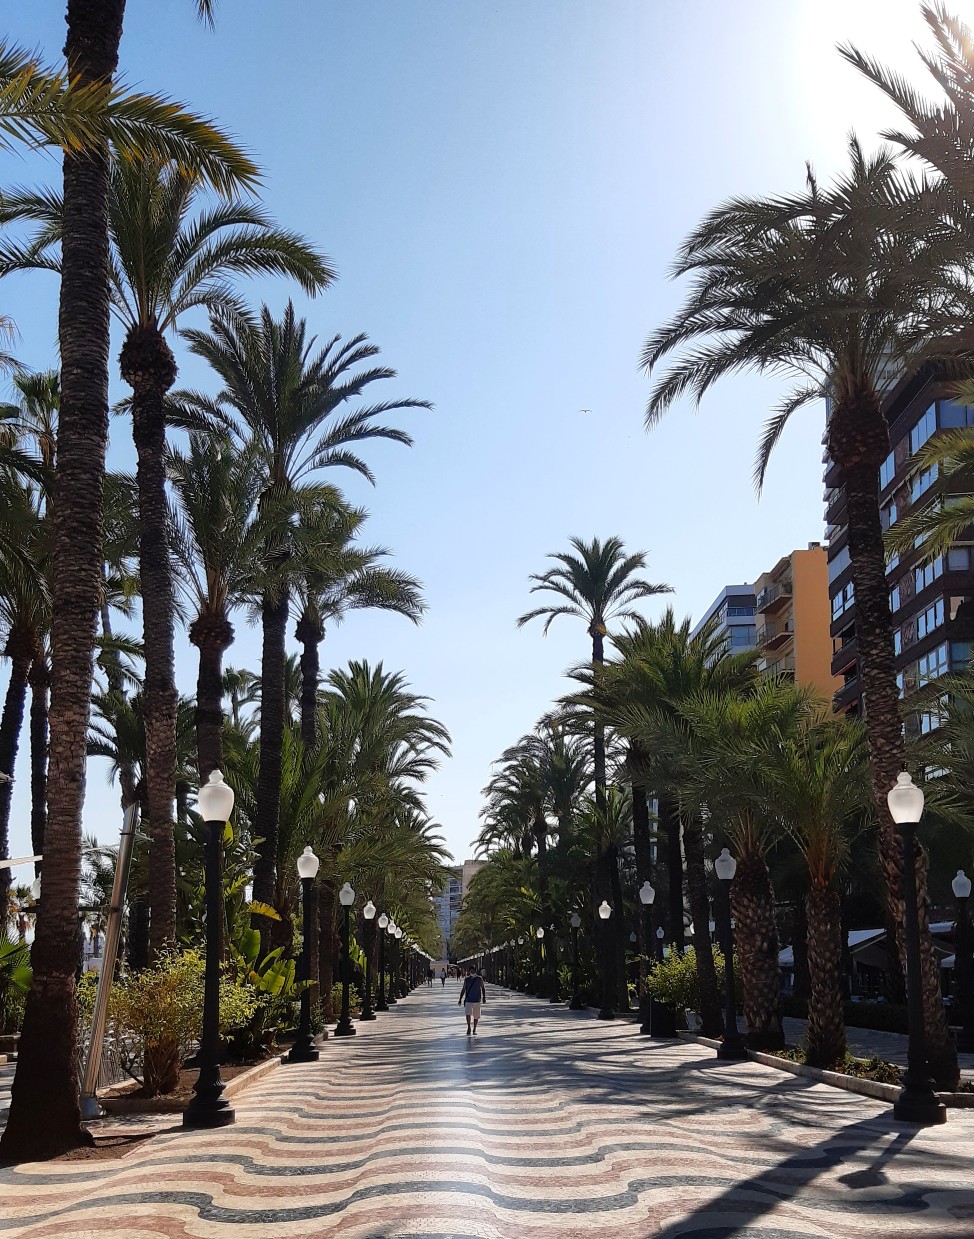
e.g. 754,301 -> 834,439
952,870 -> 974,1053
375,912 -> 389,1011
360,899 -> 377,1020
598,900 -> 614,1021
335,882 -> 356,1037
715,848 -> 746,1061
386,920 -> 398,1005
395,925 -> 404,997
287,846 -> 320,1063
638,880 -> 655,1036
569,912 -> 584,1009
886,772 -> 946,1123
184,770 -> 236,1129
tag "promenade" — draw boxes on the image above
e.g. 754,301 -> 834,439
3,983 -> 974,1237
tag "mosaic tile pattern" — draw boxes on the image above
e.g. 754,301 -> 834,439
3,984 -> 974,1236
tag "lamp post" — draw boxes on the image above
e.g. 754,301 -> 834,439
535,925 -> 545,996
569,912 -> 584,1009
715,848 -> 746,1061
375,913 -> 389,1011
886,772 -> 946,1123
639,880 -> 655,1035
335,882 -> 356,1037
952,870 -> 974,1053
598,900 -> 614,1020
395,925 -> 405,996
184,770 -> 236,1129
287,846 -> 320,1063
386,921 -> 398,1004
360,899 -> 377,1020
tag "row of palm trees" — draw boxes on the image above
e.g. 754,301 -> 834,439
0,11 -> 446,1161
462,534 -> 971,1079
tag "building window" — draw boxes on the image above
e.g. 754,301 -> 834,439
910,404 -> 937,454
828,545 -> 851,582
728,626 -> 755,648
948,546 -> 973,572
881,500 -> 898,530
726,606 -> 755,617
911,463 -> 939,503
952,641 -> 973,671
832,581 -> 855,620
893,628 -> 902,655
914,556 -> 944,594
938,400 -> 974,429
916,597 -> 945,641
917,642 -> 949,686
887,551 -> 900,575
896,670 -> 905,698
890,584 -> 901,612
879,451 -> 895,490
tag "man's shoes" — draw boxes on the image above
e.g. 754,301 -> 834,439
466,1028 -> 471,1035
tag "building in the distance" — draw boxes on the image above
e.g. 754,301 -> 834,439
433,867 -> 462,958
690,584 -> 757,655
461,859 -> 484,897
754,544 -> 839,700
826,364 -> 974,727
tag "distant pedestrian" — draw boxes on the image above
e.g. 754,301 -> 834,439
440,968 -> 447,987
427,968 -> 434,987
459,966 -> 486,1035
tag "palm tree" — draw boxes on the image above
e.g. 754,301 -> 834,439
519,537 -> 670,998
642,139 -> 961,1086
181,305 -> 428,916
168,434 -> 264,783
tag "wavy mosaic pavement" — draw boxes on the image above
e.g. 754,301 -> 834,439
4,985 -> 974,1237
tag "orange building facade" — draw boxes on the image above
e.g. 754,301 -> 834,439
753,544 -> 840,705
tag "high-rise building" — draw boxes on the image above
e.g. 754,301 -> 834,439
754,545 -> 839,700
433,867 -> 462,957
690,584 -> 757,654
826,365 -> 974,726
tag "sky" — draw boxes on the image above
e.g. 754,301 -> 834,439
1,0 -> 942,870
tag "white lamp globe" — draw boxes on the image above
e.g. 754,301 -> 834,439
363,899 -> 376,920
517,936 -> 524,945
536,926 -> 544,939
598,900 -> 612,920
639,881 -> 655,906
378,912 -> 389,929
395,927 -> 403,939
296,846 -> 319,880
386,920 -> 396,936
953,870 -> 972,900
198,769 -> 234,822
888,771 -> 925,824
570,912 -> 581,928
714,848 -> 737,882
30,875 -> 41,901
338,882 -> 355,907
656,927 -> 664,940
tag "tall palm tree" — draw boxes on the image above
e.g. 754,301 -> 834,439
519,537 -> 670,997
642,139 -> 962,1086
181,305 -> 428,917
0,0 -> 262,1162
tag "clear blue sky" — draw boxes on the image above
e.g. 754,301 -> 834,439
2,0 -> 932,868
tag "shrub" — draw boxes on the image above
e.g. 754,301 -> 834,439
646,945 -> 728,1015
0,935 -> 30,1035
109,950 -> 256,1096
330,982 -> 361,1015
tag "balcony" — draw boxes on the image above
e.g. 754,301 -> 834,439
831,634 -> 858,676
757,619 -> 794,650
766,654 -> 796,680
756,581 -> 793,614
833,677 -> 862,713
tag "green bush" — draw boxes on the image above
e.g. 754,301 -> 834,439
109,950 -> 256,1096
330,982 -> 361,1015
646,945 -> 728,1016
0,935 -> 30,1035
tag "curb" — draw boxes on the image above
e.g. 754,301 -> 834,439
100,1052 -> 284,1115
678,1031 -> 974,1108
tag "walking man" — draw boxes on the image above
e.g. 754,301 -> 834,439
459,966 -> 486,1035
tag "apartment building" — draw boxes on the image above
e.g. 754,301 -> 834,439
434,867 -> 462,957
690,584 -> 757,654
826,364 -> 974,727
754,545 -> 840,700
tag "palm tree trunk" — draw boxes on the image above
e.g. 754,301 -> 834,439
190,615 -> 233,784
253,590 -> 288,916
681,814 -> 722,1036
659,793 -> 685,951
0,0 -> 125,1163
533,816 -> 555,997
295,611 -> 322,751
731,849 -> 783,1050
0,644 -> 32,916
805,879 -> 845,1068
836,406 -> 957,1086
122,324 -> 178,961
28,656 -> 49,863
792,888 -> 810,1004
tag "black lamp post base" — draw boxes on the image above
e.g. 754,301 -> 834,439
569,996 -> 586,1010
375,1000 -> 389,1012
548,994 -> 559,1004
285,1041 -> 319,1063
650,1002 -> 677,1038
183,1099 -> 235,1129
334,1020 -> 357,1037
359,1011 -> 377,1021
894,1087 -> 947,1125
717,1037 -> 748,1060
597,1008 -> 615,1021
